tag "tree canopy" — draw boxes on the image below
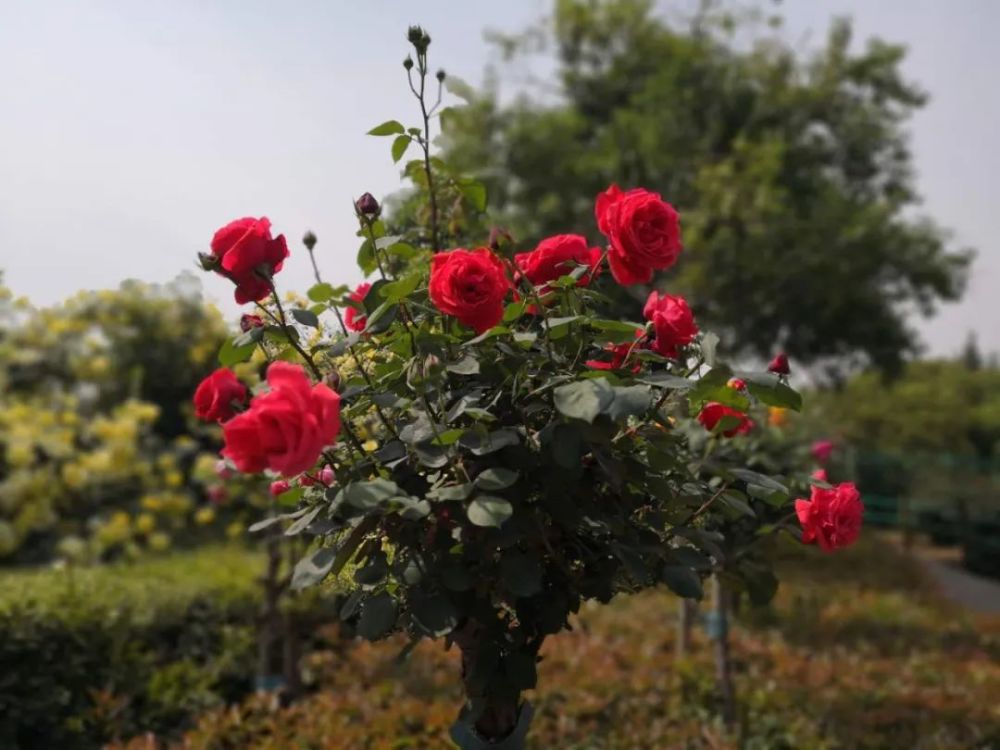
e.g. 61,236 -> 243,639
408,0 -> 972,376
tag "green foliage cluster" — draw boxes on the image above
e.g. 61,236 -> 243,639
0,545 -> 337,749
114,536 -> 1000,750
414,0 -> 972,375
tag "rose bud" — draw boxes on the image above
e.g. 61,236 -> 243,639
767,352 -> 790,375
355,192 -> 380,218
324,369 -> 342,393
240,314 -> 264,332
197,252 -> 221,272
319,466 -> 335,485
727,378 -> 747,391
299,474 -> 316,487
302,230 -> 317,251
436,69 -> 446,82
269,479 -> 291,497
403,55 -> 414,71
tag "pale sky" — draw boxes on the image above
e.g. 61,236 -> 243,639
1,1 -> 997,358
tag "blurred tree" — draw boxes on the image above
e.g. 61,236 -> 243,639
961,332 -> 983,372
401,0 -> 972,376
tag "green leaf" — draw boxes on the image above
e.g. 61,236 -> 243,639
739,372 -> 803,411
474,468 -> 519,491
357,238 -> 377,276
701,331 -> 720,367
501,551 -> 543,597
291,308 -> 319,328
344,478 -> 400,510
374,235 -> 404,251
432,428 -> 465,446
728,468 -> 788,494
367,120 -> 405,136
554,379 -> 615,423
503,301 -> 528,322
379,273 -> 421,303
606,385 -> 652,421
467,495 -> 513,528
218,336 -> 257,367
444,75 -> 476,103
456,179 -> 487,211
462,326 -> 509,345
354,551 -> 389,585
661,564 -> 703,600
637,372 -> 694,390
720,491 -> 756,518
307,282 -> 336,302
356,592 -> 397,640
409,592 -> 458,637
284,505 -> 321,536
391,134 -> 411,163
291,546 -> 338,590
459,429 -> 520,455
446,355 -> 479,375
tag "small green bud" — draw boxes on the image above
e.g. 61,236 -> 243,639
302,230 -> 317,251
403,55 -> 414,71
197,252 -> 220,272
436,69 -> 446,82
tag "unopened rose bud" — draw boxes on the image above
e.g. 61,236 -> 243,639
488,226 -> 513,251
423,353 -> 442,375
240,313 -> 264,332
324,369 -> 341,393
214,460 -> 232,480
436,69 -> 446,82
727,378 -> 746,391
302,230 -> 317,251
407,25 -> 424,45
197,252 -> 220,272
355,192 -> 380,218
403,55 -> 414,71
767,352 -> 790,375
319,466 -> 335,485
299,474 -> 316,487
269,479 -> 290,497
207,485 -> 227,505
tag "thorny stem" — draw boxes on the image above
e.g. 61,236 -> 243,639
408,52 -> 440,252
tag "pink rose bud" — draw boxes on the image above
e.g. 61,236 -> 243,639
214,460 -> 232,480
319,466 -> 335,485
269,479 -> 291,497
207,485 -> 227,505
812,468 -> 829,482
727,378 -> 746,391
240,313 -> 264,332
767,352 -> 790,375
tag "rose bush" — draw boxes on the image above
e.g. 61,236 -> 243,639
193,27 -> 862,748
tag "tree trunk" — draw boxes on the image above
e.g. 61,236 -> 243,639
709,576 -> 737,728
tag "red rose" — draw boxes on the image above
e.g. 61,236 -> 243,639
795,482 -> 863,552
193,368 -> 247,423
514,234 -> 602,293
240,314 -> 264,332
811,439 -> 834,464
585,329 -> 644,372
429,248 -> 511,333
595,184 -> 682,285
344,282 -> 372,332
221,362 -> 341,477
767,352 -> 790,375
697,402 -> 754,437
210,217 -> 290,304
643,291 -> 698,357
270,479 -> 291,497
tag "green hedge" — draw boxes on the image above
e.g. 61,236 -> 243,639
0,545 -> 327,749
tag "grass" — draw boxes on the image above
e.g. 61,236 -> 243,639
112,536 -> 1000,749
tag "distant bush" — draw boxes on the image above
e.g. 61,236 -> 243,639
0,545 -> 336,749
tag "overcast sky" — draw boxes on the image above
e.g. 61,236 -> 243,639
1,0 -> 997,358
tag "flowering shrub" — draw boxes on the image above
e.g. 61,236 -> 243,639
193,27 -> 862,747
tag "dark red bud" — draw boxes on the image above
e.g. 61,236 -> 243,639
767,352 -> 790,375
240,314 -> 264,332
355,192 -> 380,217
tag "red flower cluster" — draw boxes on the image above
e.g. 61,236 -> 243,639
193,368 -> 247,423
210,217 -> 289,304
428,248 -> 511,333
795,482 -> 864,552
697,402 -> 754,437
220,362 -> 341,477
345,282 -> 372,332
595,185 -> 682,285
643,291 -> 698,357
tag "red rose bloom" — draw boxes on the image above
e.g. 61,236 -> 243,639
585,329 -> 644,372
429,248 -> 511,333
221,362 -> 341,477
193,368 -> 247,423
811,439 -> 835,464
344,282 -> 372,332
595,184 -> 682,285
795,482 -> 864,552
697,402 -> 754,437
643,291 -> 698,357
514,234 -> 602,293
767,352 -> 790,375
210,217 -> 290,304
